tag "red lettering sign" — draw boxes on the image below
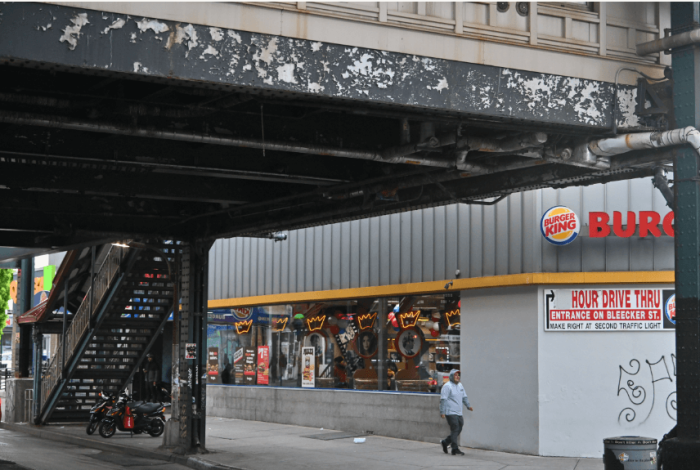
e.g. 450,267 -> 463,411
588,211 -> 673,238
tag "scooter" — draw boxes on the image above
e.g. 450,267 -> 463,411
98,392 -> 166,438
86,391 -> 117,435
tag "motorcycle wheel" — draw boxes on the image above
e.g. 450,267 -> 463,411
99,421 -> 116,438
86,419 -> 99,435
148,419 -> 164,437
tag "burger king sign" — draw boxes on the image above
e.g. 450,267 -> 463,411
541,206 -> 580,246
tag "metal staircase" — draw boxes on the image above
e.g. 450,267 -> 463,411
39,241 -> 177,423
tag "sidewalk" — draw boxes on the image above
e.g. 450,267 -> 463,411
1,416 -> 603,470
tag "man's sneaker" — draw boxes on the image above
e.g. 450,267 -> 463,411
441,440 -> 448,454
452,448 -> 465,456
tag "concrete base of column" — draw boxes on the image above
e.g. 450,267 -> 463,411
3,378 -> 34,423
162,418 -> 181,449
662,437 -> 700,469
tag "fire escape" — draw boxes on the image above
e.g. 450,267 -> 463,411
19,242 -> 177,423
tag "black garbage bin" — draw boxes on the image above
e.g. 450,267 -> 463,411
603,436 -> 658,469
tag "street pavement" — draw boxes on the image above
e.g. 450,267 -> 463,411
0,427 -> 191,470
0,412 -> 604,470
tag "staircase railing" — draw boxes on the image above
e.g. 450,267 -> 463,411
41,245 -> 128,407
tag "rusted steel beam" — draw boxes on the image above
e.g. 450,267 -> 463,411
0,2 -> 647,131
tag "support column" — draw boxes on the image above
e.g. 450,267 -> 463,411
14,258 -> 33,377
32,325 -> 42,424
376,299 -> 387,391
666,3 -> 700,467
173,240 -> 211,454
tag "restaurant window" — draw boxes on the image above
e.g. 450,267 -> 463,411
206,293 -> 461,393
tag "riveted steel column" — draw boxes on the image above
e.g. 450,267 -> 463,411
666,3 -> 700,467
15,258 -> 33,377
176,241 -> 210,453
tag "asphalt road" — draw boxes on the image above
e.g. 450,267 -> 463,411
0,427 -> 190,470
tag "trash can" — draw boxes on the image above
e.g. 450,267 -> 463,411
603,436 -> 657,469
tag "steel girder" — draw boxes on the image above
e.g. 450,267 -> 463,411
0,2 -> 645,132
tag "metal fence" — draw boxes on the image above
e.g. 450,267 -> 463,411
0,368 -> 11,391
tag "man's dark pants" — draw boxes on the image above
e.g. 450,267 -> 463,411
444,414 -> 464,451
145,381 -> 156,402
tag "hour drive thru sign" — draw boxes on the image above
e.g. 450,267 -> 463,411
544,288 -> 676,331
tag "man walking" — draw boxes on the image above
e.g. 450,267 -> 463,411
142,353 -> 160,402
440,369 -> 473,456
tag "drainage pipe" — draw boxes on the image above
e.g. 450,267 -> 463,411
0,110 -> 493,172
0,111 -> 572,175
637,29 -> 700,56
588,127 -> 700,157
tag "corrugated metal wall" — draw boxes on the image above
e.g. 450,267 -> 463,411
209,177 -> 674,300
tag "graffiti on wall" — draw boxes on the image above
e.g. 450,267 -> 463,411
617,354 -> 676,425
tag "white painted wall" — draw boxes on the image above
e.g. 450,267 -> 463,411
461,284 -> 676,458
538,284 -> 676,458
461,286 -> 540,455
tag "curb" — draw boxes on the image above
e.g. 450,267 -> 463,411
0,421 -> 241,470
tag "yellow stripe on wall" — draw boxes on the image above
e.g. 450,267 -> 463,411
208,271 -> 675,309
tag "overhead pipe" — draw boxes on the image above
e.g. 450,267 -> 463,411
637,29 -> 700,56
0,110 -> 493,172
457,132 -> 548,153
588,127 -> 700,157
0,110 -> 591,176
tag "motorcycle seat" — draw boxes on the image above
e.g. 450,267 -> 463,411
126,400 -> 145,408
132,402 -> 162,414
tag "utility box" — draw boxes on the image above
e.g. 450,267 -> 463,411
603,436 -> 657,469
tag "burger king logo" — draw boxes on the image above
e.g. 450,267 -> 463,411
541,206 -> 580,246
665,294 -> 676,325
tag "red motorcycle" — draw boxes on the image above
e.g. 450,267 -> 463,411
99,392 -> 166,438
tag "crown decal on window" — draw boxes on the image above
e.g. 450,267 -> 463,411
398,310 -> 420,329
273,317 -> 288,332
306,315 -> 326,331
234,319 -> 253,334
357,311 -> 377,330
446,309 -> 460,327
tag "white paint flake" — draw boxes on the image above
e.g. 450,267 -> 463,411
174,24 -> 199,51
617,88 -> 640,128
101,18 -> 125,35
430,78 -> 449,93
136,18 -> 169,35
227,30 -> 242,43
130,33 -> 137,43
573,81 -> 603,124
200,45 -> 219,59
59,13 -> 89,50
277,63 -> 297,84
311,42 -> 322,52
209,27 -> 224,41
256,37 -> 278,65
347,54 -> 373,76
308,81 -> 325,93
133,62 -> 150,73
38,23 -> 52,31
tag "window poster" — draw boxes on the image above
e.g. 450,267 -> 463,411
207,347 -> 221,384
242,348 -> 257,384
301,347 -> 315,388
257,346 -> 270,385
233,347 -> 245,384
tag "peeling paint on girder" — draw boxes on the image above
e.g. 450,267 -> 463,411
0,3 -> 647,130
